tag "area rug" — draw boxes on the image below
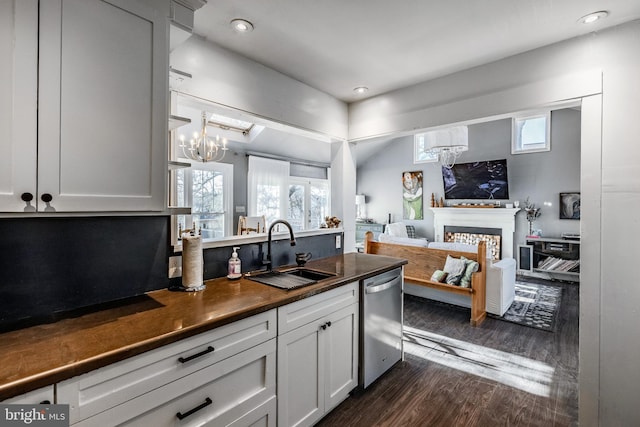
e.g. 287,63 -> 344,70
491,281 -> 563,332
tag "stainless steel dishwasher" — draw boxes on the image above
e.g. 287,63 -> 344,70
361,267 -> 403,388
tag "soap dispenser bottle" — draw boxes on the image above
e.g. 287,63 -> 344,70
227,246 -> 242,280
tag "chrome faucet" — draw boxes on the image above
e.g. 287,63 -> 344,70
266,219 -> 296,271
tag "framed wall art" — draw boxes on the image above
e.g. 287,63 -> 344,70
402,171 -> 423,220
559,192 -> 580,219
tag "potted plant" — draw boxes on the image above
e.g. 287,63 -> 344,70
523,197 -> 541,236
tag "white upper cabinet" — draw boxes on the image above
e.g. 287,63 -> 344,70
38,0 -> 168,212
0,0 -> 38,212
0,0 -> 168,213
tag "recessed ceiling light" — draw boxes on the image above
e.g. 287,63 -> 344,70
230,19 -> 254,33
353,86 -> 369,95
578,11 -> 608,24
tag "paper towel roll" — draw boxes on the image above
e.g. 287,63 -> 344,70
182,235 -> 203,290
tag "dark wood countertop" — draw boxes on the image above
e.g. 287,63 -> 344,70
0,253 -> 405,400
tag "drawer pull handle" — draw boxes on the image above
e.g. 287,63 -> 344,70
40,400 -> 51,404
176,397 -> 212,420
178,346 -> 215,364
326,321 -> 332,327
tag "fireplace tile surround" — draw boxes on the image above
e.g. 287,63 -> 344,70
430,207 -> 520,259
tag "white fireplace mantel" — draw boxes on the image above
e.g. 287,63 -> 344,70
429,207 -> 520,259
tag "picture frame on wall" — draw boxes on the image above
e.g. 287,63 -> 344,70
402,171 -> 423,220
559,192 -> 580,219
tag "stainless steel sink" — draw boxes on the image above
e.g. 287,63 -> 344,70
246,267 -> 336,290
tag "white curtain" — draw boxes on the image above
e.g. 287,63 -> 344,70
247,156 -> 290,226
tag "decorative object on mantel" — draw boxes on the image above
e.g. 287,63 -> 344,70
452,204 -> 495,208
430,193 -> 436,208
523,197 -> 542,235
438,197 -> 444,208
325,216 -> 342,228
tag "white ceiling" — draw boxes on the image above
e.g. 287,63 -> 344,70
193,0 -> 640,103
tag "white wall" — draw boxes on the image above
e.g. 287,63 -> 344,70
171,36 -> 349,141
350,20 -> 640,427
357,110 -> 581,249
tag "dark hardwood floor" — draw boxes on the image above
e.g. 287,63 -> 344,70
317,277 -> 579,427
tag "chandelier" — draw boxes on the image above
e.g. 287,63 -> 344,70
423,125 -> 469,168
179,112 -> 228,162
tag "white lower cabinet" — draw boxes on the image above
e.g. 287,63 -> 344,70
2,385 -> 54,404
57,309 -> 277,426
76,339 -> 276,426
277,283 -> 359,427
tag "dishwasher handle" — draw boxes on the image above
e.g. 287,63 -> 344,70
365,276 -> 401,294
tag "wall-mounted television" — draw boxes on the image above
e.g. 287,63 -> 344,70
442,159 -> 510,200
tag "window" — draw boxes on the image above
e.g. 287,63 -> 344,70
175,161 -> 233,240
288,178 -> 330,231
248,156 -> 290,226
512,112 -> 551,154
248,155 -> 330,231
414,133 -> 439,164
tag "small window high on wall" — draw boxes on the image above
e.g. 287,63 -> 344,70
512,112 -> 551,154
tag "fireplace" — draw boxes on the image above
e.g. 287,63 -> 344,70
444,226 -> 502,260
430,207 -> 519,259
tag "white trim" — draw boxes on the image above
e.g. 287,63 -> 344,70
511,111 -> 551,154
430,207 -> 520,259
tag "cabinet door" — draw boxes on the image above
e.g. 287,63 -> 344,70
38,0 -> 167,212
75,339 -> 276,427
2,386 -> 54,404
277,320 -> 325,427
0,0 -> 38,212
325,303 -> 359,411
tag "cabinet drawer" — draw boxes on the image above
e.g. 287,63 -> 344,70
74,339 -> 276,427
59,309 -> 276,424
2,386 -> 54,404
278,282 -> 358,334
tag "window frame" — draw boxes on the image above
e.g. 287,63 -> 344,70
288,176 -> 331,231
173,160 -> 233,243
414,133 -> 439,164
511,111 -> 551,154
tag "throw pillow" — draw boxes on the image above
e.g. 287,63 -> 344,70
443,255 -> 466,286
459,256 -> 479,288
430,270 -> 448,283
386,222 -> 409,238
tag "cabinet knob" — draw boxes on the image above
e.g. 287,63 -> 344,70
320,324 -> 327,330
326,321 -> 332,328
41,193 -> 53,203
21,192 -> 34,202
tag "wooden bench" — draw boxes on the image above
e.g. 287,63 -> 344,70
364,231 -> 487,326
